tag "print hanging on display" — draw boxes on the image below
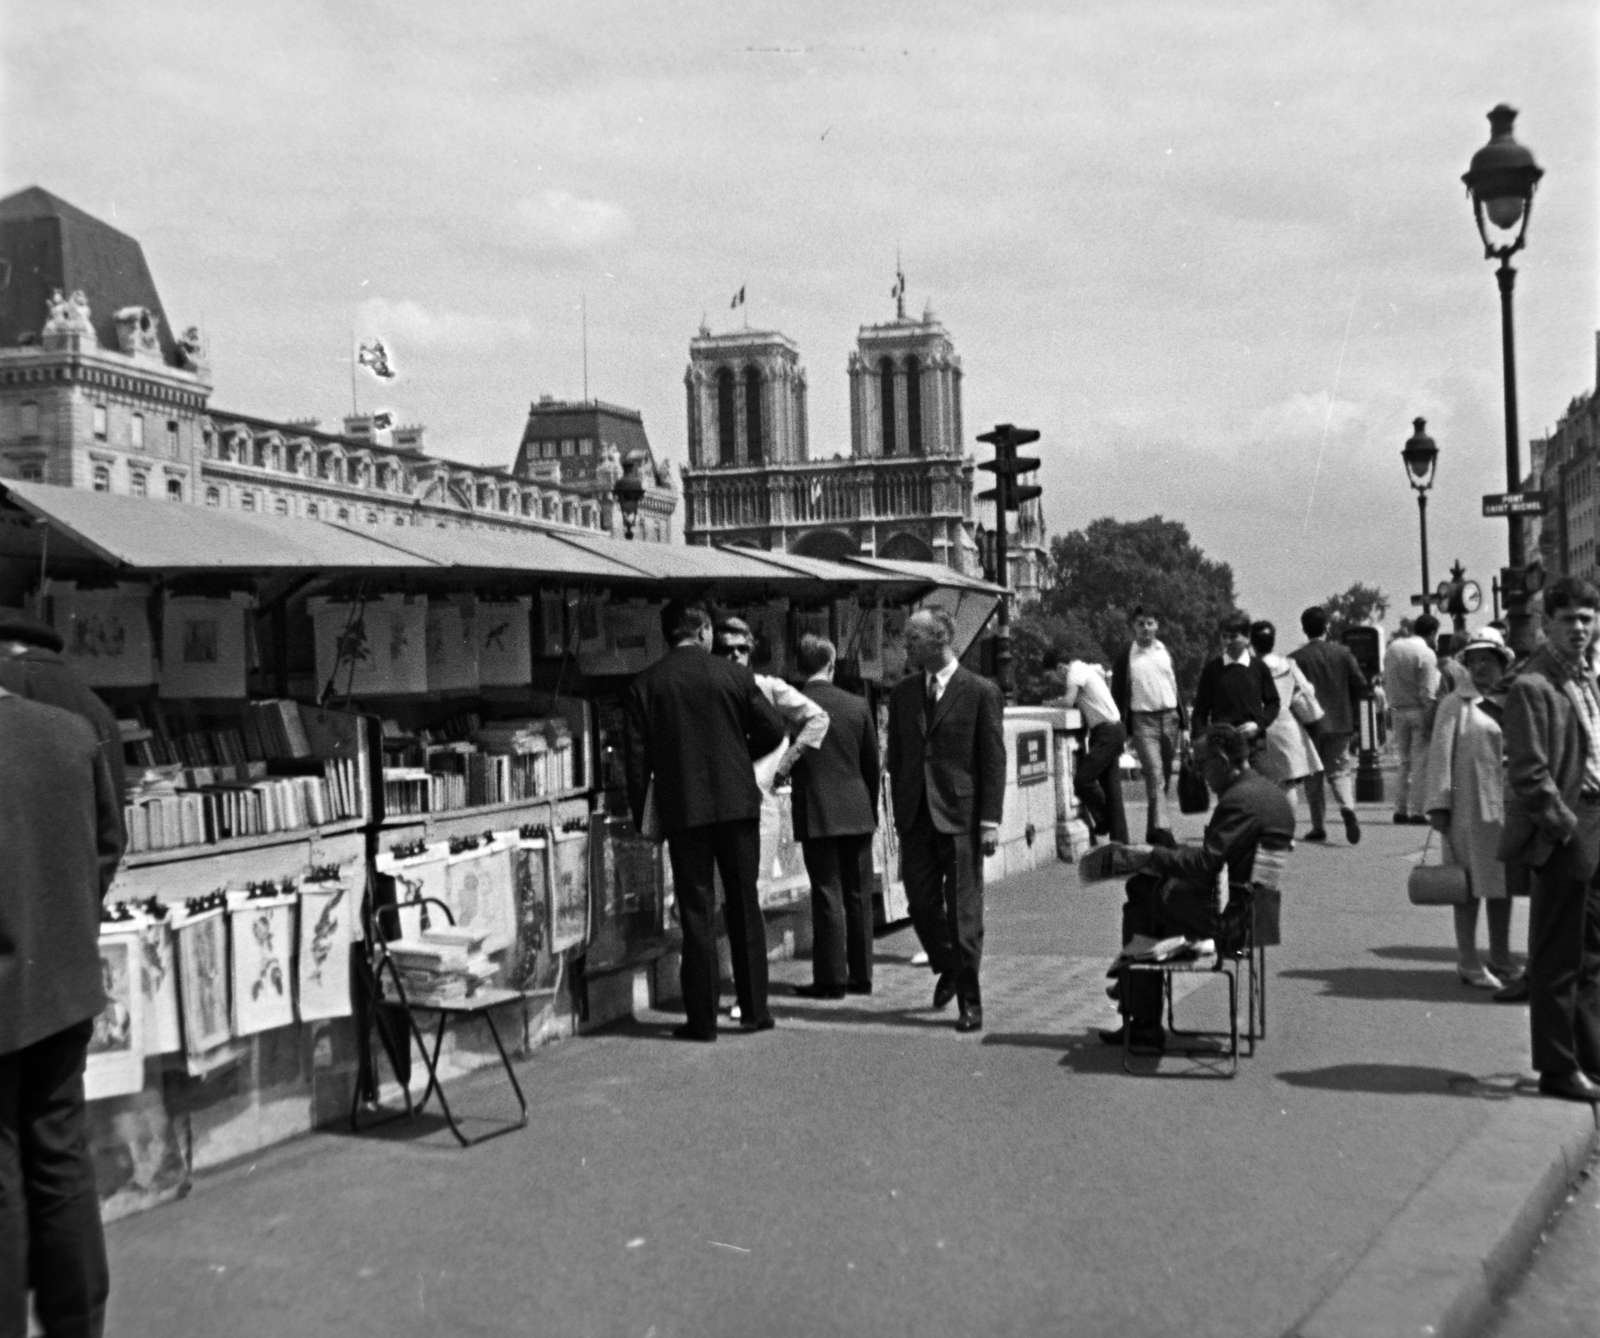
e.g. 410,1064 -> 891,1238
41,581 -> 157,688
478,597 -> 534,686
158,593 -> 252,698
443,838 -> 518,955
548,828 -> 590,954
513,833 -> 552,988
138,914 -> 183,1056
227,891 -> 297,1036
375,842 -> 450,940
172,904 -> 234,1071
85,922 -> 145,1100
425,598 -> 479,694
295,876 -> 355,1022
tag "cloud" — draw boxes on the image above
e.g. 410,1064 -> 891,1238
514,191 -> 631,252
356,298 -> 535,352
1248,391 -> 1366,444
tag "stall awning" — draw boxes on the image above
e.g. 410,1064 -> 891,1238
720,547 -> 904,589
843,556 -> 1004,595
0,482 -> 440,573
552,532 -> 843,588
333,519 -> 645,583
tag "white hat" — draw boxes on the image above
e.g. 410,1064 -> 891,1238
1459,625 -> 1514,666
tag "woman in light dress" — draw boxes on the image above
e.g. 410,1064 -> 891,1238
1424,626 -> 1516,988
1248,621 -> 1322,813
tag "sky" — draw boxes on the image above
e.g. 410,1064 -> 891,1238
4,1 -> 1596,635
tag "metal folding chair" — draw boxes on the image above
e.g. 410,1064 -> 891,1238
350,898 -> 529,1147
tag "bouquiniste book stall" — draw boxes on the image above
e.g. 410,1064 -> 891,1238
0,480 -> 999,1220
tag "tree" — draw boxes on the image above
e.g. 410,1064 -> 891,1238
1036,516 -> 1238,693
1318,583 -> 1390,643
1009,608 -> 1104,704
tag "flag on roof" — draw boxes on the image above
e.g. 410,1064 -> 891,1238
730,286 -> 745,310
358,338 -> 396,380
371,411 -> 394,431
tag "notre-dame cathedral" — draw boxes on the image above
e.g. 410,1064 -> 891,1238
679,296 -> 1044,599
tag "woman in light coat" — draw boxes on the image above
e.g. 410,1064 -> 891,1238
1424,626 -> 1516,988
1249,621 -> 1322,810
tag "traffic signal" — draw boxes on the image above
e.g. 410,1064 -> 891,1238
977,423 -> 1042,511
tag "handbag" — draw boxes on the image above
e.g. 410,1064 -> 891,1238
1177,739 -> 1210,815
1289,674 -> 1324,726
1407,829 -> 1472,905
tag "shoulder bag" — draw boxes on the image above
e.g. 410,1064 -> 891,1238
1288,664 -> 1324,726
1407,828 -> 1471,905
1177,735 -> 1210,815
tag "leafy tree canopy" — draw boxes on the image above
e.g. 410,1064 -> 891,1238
1013,515 -> 1238,700
1317,582 -> 1390,643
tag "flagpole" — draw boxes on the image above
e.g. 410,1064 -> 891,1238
581,291 -> 589,403
350,330 -> 358,417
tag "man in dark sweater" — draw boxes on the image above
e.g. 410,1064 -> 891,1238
1191,612 -> 1279,751
1100,723 -> 1295,1048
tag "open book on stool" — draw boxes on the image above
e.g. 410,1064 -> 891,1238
1107,934 -> 1216,975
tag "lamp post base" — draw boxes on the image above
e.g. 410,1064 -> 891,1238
1354,697 -> 1385,804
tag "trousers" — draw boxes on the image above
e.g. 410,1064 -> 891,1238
1118,874 -> 1218,1026
900,802 -> 984,1008
666,819 -> 767,1034
1129,710 -> 1181,837
1075,720 -> 1130,844
1391,708 -> 1430,817
1303,730 -> 1356,828
802,834 -> 874,989
0,1019 -> 108,1338
1527,864 -> 1600,1076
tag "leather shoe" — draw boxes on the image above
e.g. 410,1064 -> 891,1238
955,1005 -> 983,1033
1494,975 -> 1530,1003
1302,828 -> 1327,842
738,1014 -> 776,1032
1341,808 -> 1362,844
672,1023 -> 716,1043
845,981 -> 873,995
1538,1070 -> 1600,1102
793,983 -> 846,999
1098,1022 -> 1165,1050
932,970 -> 958,1010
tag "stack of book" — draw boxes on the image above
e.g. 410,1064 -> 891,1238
385,926 -> 496,1006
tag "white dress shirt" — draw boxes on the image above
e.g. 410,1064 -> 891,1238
1060,660 -> 1119,730
1127,640 -> 1179,713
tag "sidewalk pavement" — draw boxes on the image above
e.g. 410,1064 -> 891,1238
103,800 -> 1597,1338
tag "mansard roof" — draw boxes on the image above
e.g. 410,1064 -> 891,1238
0,186 -> 181,365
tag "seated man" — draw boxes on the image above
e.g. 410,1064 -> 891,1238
1099,723 -> 1295,1049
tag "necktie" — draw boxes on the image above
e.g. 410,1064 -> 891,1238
925,673 -> 939,719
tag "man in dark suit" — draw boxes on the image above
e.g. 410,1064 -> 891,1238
790,634 -> 879,1000
1289,606 -> 1369,845
1499,577 -> 1600,1102
1,687 -> 126,1338
885,608 -> 1006,1032
625,601 -> 788,1041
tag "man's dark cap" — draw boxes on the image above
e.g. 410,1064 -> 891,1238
0,608 -> 63,652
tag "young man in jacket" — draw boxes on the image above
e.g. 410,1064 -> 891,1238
1499,577 -> 1600,1102
1290,607 -> 1369,845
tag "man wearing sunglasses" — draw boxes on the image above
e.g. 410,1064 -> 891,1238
713,617 -> 829,793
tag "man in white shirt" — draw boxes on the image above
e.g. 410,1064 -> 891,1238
714,617 -> 829,788
1112,607 -> 1185,847
1382,613 -> 1441,824
1055,657 -> 1130,845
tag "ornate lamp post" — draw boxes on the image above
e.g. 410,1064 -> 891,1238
611,453 -> 647,540
1464,104 -> 1543,654
1401,417 -> 1439,612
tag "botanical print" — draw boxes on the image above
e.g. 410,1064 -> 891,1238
296,881 -> 353,1022
85,931 -> 145,1100
444,842 -> 517,954
549,830 -> 589,954
182,617 -> 219,663
228,895 -> 296,1036
139,918 -> 183,1055
176,909 -> 231,1061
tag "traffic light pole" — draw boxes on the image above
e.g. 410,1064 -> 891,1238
993,481 -> 1011,700
976,423 -> 1041,705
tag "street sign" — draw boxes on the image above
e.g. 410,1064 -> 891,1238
1482,492 -> 1543,517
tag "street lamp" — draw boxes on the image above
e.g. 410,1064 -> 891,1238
611,452 -> 647,540
1401,417 -> 1439,612
1464,104 -> 1543,654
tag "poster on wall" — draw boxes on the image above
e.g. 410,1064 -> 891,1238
227,891 -> 297,1036
85,921 -> 145,1100
159,593 -> 252,699
138,913 -> 183,1055
426,598 -> 479,694
443,838 -> 518,955
42,581 -> 157,689
309,594 -> 428,697
296,876 -> 355,1022
548,829 -> 590,953
478,597 -> 533,686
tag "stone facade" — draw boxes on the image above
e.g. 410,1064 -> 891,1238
1531,333 -> 1600,581
680,303 -> 1044,592
0,187 -> 675,540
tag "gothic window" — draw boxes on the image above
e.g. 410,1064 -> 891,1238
879,359 -> 897,456
745,366 -> 763,464
130,413 -> 145,451
93,405 -> 108,440
905,356 -> 923,455
166,478 -> 183,501
92,465 -> 110,492
717,368 -> 737,465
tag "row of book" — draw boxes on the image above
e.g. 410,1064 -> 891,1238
381,747 -> 571,816
119,699 -> 317,771
122,757 -> 363,853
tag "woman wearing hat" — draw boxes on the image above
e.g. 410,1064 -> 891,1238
1424,627 -> 1517,987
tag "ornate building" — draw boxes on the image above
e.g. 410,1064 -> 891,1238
0,187 -> 676,539
680,299 -> 1044,595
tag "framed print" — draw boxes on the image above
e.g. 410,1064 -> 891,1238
85,923 -> 145,1100
227,891 -> 297,1036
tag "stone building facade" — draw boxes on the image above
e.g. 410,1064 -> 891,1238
680,302 -> 1044,595
1531,334 -> 1600,581
0,187 -> 675,540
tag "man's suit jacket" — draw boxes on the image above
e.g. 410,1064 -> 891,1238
791,680 -> 878,841
1288,638 -> 1368,736
1499,645 -> 1600,881
885,665 -> 1006,836
624,645 -> 788,838
1111,642 -> 1187,732
0,692 -> 125,1056
0,639 -> 127,808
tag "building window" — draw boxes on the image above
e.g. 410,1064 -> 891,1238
366,510 -> 379,525
240,491 -> 256,512
579,438 -> 593,455
166,478 -> 183,501
274,496 -> 289,515
205,486 -> 221,507
393,514 -> 405,526
542,441 -> 557,460
20,402 -> 39,438
879,359 -> 897,456
905,355 -> 923,455
19,462 -> 43,482
167,421 -> 180,456
130,413 -> 145,451
130,472 -> 147,498
717,368 -> 737,465
561,439 -> 575,457
744,366 -> 764,464
93,464 -> 110,492
202,429 -> 214,457
337,506 -> 350,522
306,502 -> 319,519
93,405 -> 108,440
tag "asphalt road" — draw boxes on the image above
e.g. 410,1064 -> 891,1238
105,796 -> 1552,1338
